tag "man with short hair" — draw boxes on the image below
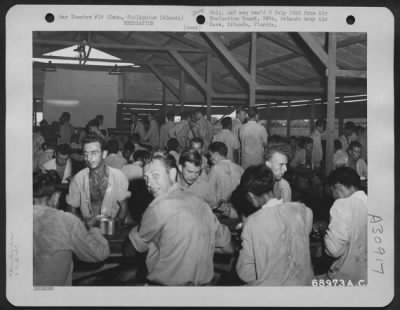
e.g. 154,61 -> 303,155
239,107 -> 268,169
356,125 -> 368,162
59,112 -> 75,145
121,149 -> 150,182
208,142 -> 243,218
159,111 -> 175,150
104,139 -> 127,170
232,107 -> 247,140
127,152 -> 233,285
265,142 -> 292,202
33,171 -> 110,286
66,136 -> 130,223
339,121 -> 358,152
169,111 -> 192,151
310,119 -> 326,169
130,112 -> 146,143
213,117 -> 240,163
192,108 -> 214,152
41,143 -> 72,184
178,149 -> 218,209
143,113 -> 160,150
322,167 -> 367,284
189,137 -> 209,175
347,141 -> 368,179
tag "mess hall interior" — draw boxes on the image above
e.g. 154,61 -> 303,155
32,31 -> 368,286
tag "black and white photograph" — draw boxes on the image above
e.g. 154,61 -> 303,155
6,5 -> 394,307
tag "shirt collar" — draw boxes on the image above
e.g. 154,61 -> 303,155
262,198 -> 283,209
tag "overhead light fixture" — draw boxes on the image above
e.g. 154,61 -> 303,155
108,64 -> 123,75
42,61 -> 57,72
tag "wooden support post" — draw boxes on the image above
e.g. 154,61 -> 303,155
249,32 -> 257,107
266,102 -> 271,135
287,102 -> 291,137
338,96 -> 344,137
162,84 -> 167,116
310,99 -> 315,134
206,54 -> 212,120
325,33 -> 337,176
179,69 -> 185,113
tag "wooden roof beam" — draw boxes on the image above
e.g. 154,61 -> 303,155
335,69 -> 367,79
161,32 -> 212,51
296,33 -> 339,69
169,50 -> 210,95
147,64 -> 180,100
201,32 -> 251,84
34,39 -> 210,54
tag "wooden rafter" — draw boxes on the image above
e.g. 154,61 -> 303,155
169,50 -> 209,94
249,32 -> 257,107
161,32 -> 211,51
297,32 -> 337,69
34,39 -> 210,54
147,64 -> 180,99
201,33 -> 251,84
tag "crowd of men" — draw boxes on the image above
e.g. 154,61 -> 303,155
32,107 -> 368,286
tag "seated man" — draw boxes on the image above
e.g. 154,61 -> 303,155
127,152 -> 233,285
347,141 -> 368,180
33,170 -> 109,286
189,137 -> 209,175
166,138 -> 180,164
177,149 -> 218,209
265,142 -> 292,202
41,144 -> 72,184
66,135 -> 130,224
208,142 -> 243,218
322,167 -> 367,284
104,139 -> 127,170
333,139 -> 349,169
231,165 -> 314,286
121,149 -> 150,182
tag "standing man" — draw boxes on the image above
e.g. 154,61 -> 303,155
213,117 -> 240,164
40,144 -> 73,184
66,135 -> 130,224
208,142 -> 243,218
143,113 -> 160,150
59,112 -> 74,145
265,142 -> 292,202
232,107 -> 248,140
192,108 -> 214,152
130,112 -> 146,143
159,111 -> 175,150
189,137 -> 209,175
127,152 -> 233,285
310,119 -> 326,170
169,111 -> 192,151
96,114 -> 109,137
323,167 -> 367,284
239,107 -> 268,169
339,121 -> 358,152
347,141 -> 368,179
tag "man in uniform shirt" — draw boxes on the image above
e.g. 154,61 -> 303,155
322,167 -> 367,284
239,107 -> 268,169
130,112 -> 146,143
66,135 -> 130,224
208,142 -> 243,218
127,152 -> 233,285
232,107 -> 248,140
41,143 -> 73,184
143,113 -> 160,150
213,117 -> 240,164
190,137 -> 209,175
159,111 -> 175,150
310,119 -> 326,169
347,141 -> 368,179
178,149 -> 218,209
192,108 -> 214,152
265,142 -> 292,202
169,111 -> 193,151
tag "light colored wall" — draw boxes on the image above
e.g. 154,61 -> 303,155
43,68 -> 119,128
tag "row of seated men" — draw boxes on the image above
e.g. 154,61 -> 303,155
33,133 -> 367,286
